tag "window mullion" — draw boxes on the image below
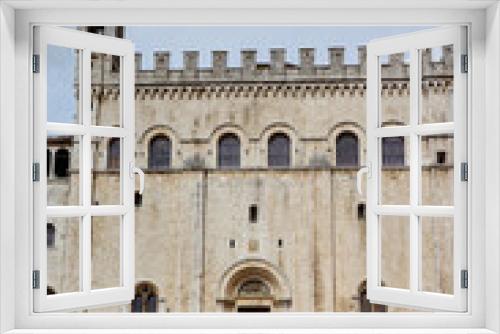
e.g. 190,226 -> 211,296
409,48 -> 420,293
81,48 -> 92,293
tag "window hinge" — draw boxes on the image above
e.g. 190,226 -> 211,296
32,162 -> 40,182
32,270 -> 40,289
461,269 -> 468,289
32,54 -> 40,73
461,54 -> 468,73
461,162 -> 468,182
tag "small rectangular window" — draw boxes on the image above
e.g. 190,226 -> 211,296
357,203 -> 366,220
135,191 -> 143,207
437,151 -> 446,164
249,204 -> 258,223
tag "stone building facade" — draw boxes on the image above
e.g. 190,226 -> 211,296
46,27 -> 454,313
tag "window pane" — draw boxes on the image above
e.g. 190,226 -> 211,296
336,132 -> 359,166
380,136 -> 410,205
47,45 -> 80,124
218,134 -> 240,168
268,133 -> 290,167
91,52 -> 121,127
421,216 -> 453,294
380,51 -> 410,127
421,134 -> 454,206
380,215 -> 410,289
92,216 -> 121,289
47,134 -> 81,206
148,136 -> 171,169
420,45 -> 453,124
47,217 -> 81,294
91,137 -> 121,205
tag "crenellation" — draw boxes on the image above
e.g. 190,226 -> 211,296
299,48 -> 315,75
270,48 -> 286,75
154,51 -> 170,71
183,51 -> 200,79
212,51 -> 228,77
357,46 -> 367,74
135,52 -> 143,71
241,49 -> 257,77
92,46 -> 453,92
422,45 -> 453,77
328,47 -> 346,78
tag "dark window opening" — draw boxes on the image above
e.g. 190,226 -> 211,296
47,223 -> 56,248
148,135 -> 171,170
54,149 -> 69,178
357,203 -> 366,220
229,239 -> 236,248
268,133 -> 291,167
436,151 -> 446,164
356,279 -> 387,312
135,191 -> 143,207
237,306 -> 271,312
47,286 -> 56,296
108,138 -> 120,169
217,133 -> 241,168
278,239 -> 284,248
47,149 -> 51,177
249,204 -> 258,223
86,26 -> 105,35
131,282 -> 159,313
382,137 -> 404,166
336,132 -> 359,166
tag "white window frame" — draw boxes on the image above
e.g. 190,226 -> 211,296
33,26 -> 136,312
0,1 -> 499,333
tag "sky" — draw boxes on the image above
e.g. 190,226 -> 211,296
48,26 -> 435,124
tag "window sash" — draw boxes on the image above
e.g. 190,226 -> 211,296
366,25 -> 468,312
32,26 -> 136,312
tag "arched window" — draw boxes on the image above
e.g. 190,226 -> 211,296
336,132 -> 359,166
131,282 -> 159,313
217,133 -> 240,168
268,133 -> 291,167
54,149 -> 69,177
148,135 -> 171,170
107,138 -> 120,169
382,137 -> 405,166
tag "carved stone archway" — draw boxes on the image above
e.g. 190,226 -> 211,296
216,258 -> 292,312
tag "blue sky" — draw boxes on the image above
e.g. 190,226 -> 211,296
48,26 -> 434,123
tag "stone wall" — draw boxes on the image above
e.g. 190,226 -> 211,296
45,45 -> 455,312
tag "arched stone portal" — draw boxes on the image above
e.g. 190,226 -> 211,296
216,259 -> 292,312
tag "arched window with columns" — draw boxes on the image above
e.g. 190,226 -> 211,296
268,133 -> 291,167
217,133 -> 241,168
148,135 -> 171,170
336,131 -> 359,166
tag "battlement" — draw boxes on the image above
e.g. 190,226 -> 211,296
90,46 -> 453,85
